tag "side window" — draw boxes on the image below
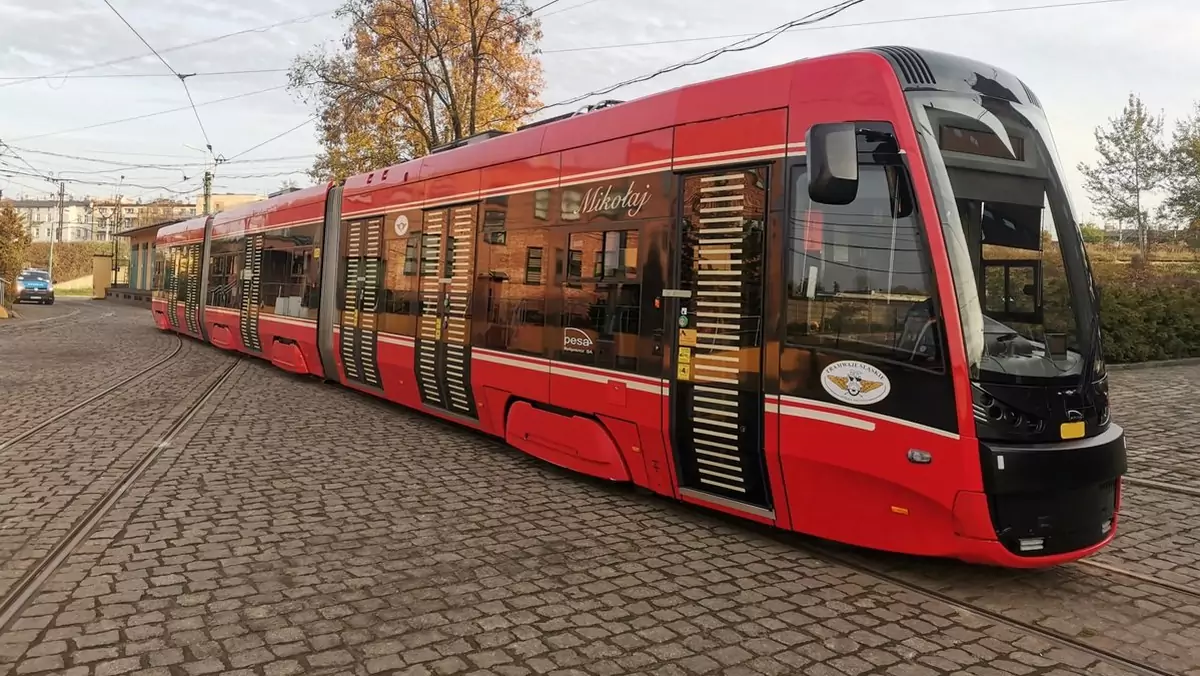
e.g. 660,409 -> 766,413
786,164 -> 942,368
381,227 -> 420,335
559,229 -> 641,373
475,193 -> 549,357
259,223 -> 321,318
206,238 -> 242,309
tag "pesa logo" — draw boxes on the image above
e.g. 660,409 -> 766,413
563,327 -> 595,354
394,214 -> 410,237
820,360 -> 891,406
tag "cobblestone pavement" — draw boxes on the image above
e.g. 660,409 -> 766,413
0,300 -> 179,444
1089,483 -> 1200,590
846,539 -> 1200,675
1,352 -> 1156,676
0,334 -> 235,601
2,297 -> 81,325
1109,363 -> 1200,484
0,310 -> 1196,676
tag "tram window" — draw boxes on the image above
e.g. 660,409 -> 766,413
206,238 -> 242,309
786,164 -> 943,368
152,251 -> 165,292
476,228 -> 550,357
402,239 -> 418,276
258,223 -> 321,319
383,234 -> 419,318
558,229 -> 642,373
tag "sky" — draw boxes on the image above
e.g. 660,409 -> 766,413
0,0 -> 1197,225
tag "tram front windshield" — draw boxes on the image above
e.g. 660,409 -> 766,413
907,91 -> 1100,384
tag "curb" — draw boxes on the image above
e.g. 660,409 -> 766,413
1108,357 -> 1200,371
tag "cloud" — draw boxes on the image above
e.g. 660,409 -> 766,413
2,0 -> 1198,219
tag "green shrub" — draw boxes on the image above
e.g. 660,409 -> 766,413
24,242 -> 118,284
1096,261 -> 1200,363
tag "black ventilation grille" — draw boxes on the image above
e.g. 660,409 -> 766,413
871,46 -> 936,86
1020,81 -> 1042,108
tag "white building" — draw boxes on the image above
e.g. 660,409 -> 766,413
10,199 -> 97,242
5,197 -> 196,242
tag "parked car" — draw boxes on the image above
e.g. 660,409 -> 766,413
15,269 -> 54,305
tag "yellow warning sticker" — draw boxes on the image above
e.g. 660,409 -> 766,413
677,361 -> 691,381
678,328 -> 697,347
676,347 -> 692,381
1060,421 -> 1085,440
313,247 -> 321,260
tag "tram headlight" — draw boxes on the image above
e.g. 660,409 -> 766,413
971,385 -> 1045,437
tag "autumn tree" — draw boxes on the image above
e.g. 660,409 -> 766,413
0,202 -> 32,304
289,0 -> 545,182
1077,93 -> 1167,254
1163,102 -> 1200,227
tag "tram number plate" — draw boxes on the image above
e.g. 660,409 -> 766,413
1059,421 -> 1085,440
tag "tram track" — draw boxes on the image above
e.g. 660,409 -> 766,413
1076,558 -> 1200,599
1123,475 -> 1200,498
0,357 -> 242,635
798,543 -> 1182,676
0,333 -> 184,452
653,492 -> 1188,676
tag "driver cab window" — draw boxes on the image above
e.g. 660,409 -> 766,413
786,162 -> 944,369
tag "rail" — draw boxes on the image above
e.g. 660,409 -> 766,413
0,355 -> 241,634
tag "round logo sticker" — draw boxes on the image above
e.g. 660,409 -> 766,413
820,360 -> 891,406
394,214 -> 410,237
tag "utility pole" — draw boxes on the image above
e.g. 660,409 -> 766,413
203,170 -> 212,215
112,190 -> 123,286
49,180 -> 64,279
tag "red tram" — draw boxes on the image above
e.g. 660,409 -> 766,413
152,46 -> 1126,567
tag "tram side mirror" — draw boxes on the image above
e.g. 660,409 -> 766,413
808,122 -> 859,205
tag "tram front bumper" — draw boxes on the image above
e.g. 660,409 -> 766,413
951,424 -> 1126,567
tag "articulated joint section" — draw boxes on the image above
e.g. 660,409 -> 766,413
979,424 -> 1126,557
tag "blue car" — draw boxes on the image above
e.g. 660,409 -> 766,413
15,269 -> 54,305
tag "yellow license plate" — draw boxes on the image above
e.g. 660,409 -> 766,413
1060,421 -> 1085,439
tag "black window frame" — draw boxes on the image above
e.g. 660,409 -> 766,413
524,247 -> 543,285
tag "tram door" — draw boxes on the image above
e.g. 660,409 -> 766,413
238,234 -> 264,352
413,204 -> 479,419
339,217 -> 385,389
182,242 -> 203,335
165,247 -> 181,330
667,167 -> 774,513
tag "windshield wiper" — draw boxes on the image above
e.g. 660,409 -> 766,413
1077,293 -> 1102,395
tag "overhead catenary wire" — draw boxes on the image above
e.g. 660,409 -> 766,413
8,85 -> 292,143
0,68 -> 291,82
100,0 -> 215,156
519,0 -> 869,118
8,147 -> 315,168
224,117 -> 318,162
0,8 -> 336,89
0,140 -> 52,181
540,0 -> 1138,54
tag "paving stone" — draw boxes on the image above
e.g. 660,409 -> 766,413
4,310 -> 1198,676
